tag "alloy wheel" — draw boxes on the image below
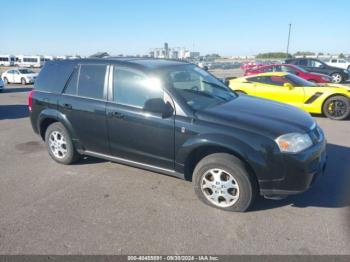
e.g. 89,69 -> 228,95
331,73 -> 342,83
327,100 -> 347,118
201,168 -> 240,208
48,131 -> 68,159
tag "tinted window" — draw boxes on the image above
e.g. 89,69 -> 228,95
247,76 -> 269,84
308,60 -> 323,68
285,74 -> 317,87
298,59 -> 308,66
35,61 -> 76,93
280,65 -> 296,74
64,69 -> 78,95
268,76 -> 289,86
77,64 -> 106,99
248,76 -> 288,86
113,67 -> 163,108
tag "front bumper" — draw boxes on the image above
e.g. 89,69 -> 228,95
260,138 -> 327,197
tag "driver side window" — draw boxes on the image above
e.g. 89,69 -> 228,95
113,67 -> 164,108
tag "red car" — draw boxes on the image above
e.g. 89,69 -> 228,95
244,64 -> 332,83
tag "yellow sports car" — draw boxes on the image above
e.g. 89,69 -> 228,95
228,72 -> 350,120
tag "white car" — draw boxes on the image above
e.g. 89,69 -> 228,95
1,69 -> 38,85
326,58 -> 350,70
0,78 -> 4,92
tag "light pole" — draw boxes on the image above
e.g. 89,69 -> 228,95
286,23 -> 292,58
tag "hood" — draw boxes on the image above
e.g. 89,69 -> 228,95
196,95 -> 315,138
320,83 -> 350,90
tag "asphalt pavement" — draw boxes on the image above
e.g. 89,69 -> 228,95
0,84 -> 349,255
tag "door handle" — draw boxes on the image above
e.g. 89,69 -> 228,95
63,103 -> 72,109
109,111 -> 124,119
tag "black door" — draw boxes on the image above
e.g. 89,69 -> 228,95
59,64 -> 109,154
106,66 -> 175,170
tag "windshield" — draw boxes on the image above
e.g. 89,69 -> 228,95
285,74 -> 317,87
160,65 -> 237,111
19,69 -> 35,74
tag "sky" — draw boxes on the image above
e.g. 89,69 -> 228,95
1,0 -> 349,56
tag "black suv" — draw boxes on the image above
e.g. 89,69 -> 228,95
29,58 -> 327,212
285,58 -> 349,83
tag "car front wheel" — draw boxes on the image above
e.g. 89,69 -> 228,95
323,96 -> 350,120
193,153 -> 257,212
21,78 -> 27,85
3,77 -> 9,85
45,122 -> 80,164
331,73 -> 343,83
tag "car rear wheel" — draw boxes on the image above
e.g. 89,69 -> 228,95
21,78 -> 27,85
331,73 -> 343,83
45,122 -> 80,164
193,153 -> 257,212
323,96 -> 350,120
3,77 -> 9,85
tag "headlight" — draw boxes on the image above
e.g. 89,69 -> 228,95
275,133 -> 313,153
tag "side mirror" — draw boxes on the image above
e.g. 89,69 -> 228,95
283,83 -> 294,90
143,98 -> 174,118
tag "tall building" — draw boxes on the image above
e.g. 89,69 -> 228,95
149,44 -> 199,60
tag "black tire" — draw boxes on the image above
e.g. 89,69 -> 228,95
21,78 -> 26,85
193,153 -> 258,212
331,72 -> 343,83
323,95 -> 350,120
45,122 -> 80,164
3,77 -> 9,85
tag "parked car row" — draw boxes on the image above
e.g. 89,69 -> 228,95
227,72 -> 350,120
285,58 -> 349,83
0,54 -> 81,68
1,69 -> 38,85
244,58 -> 350,84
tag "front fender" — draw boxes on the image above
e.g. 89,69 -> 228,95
176,133 -> 271,181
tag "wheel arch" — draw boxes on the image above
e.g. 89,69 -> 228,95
38,109 -> 77,141
321,93 -> 350,115
183,144 -> 258,183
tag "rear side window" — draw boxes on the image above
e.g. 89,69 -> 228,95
298,60 -> 308,66
77,64 -> 106,99
35,61 -> 76,93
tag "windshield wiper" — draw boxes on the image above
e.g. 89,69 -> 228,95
182,89 -> 219,99
201,80 -> 228,91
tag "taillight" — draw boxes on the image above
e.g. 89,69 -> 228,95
28,90 -> 34,112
